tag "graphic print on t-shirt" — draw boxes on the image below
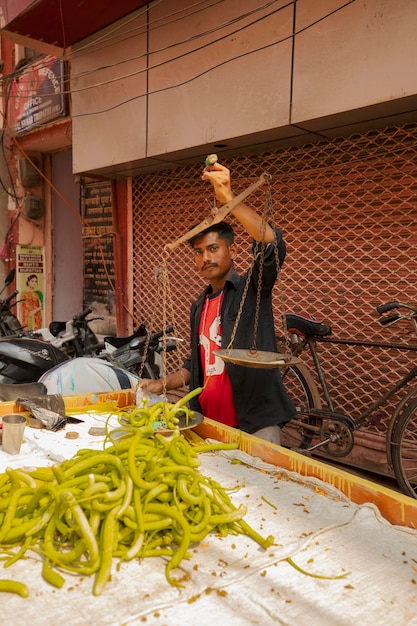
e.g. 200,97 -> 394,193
200,304 -> 224,378
198,292 -> 238,427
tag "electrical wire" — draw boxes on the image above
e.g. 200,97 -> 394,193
70,0 -> 215,59
0,0 -> 279,92
69,0 -> 292,95
69,0 -> 358,118
7,131 -> 118,293
69,0 -> 167,56
71,0 -> 274,76
0,72 -> 23,201
0,0 -> 357,121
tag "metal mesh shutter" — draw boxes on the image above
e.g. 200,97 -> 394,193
132,122 -> 417,476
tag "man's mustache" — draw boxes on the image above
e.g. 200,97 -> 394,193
202,262 -> 217,271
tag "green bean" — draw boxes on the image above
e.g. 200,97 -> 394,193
122,529 -> 144,561
93,505 -> 121,596
3,537 -> 32,568
117,475 -> 133,518
209,504 -> 247,525
167,436 -> 200,468
192,441 -> 239,454
4,503 -> 55,543
42,557 -> 65,589
176,476 -> 206,505
0,579 -> 29,597
43,516 -> 86,565
185,497 -> 211,535
0,403 -> 276,596
0,488 -> 34,543
59,491 -> 99,567
28,467 -> 54,483
145,503 -> 191,588
7,468 -> 37,489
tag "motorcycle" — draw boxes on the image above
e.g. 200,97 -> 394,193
0,307 -> 180,389
0,307 -> 104,384
37,307 -> 104,358
0,268 -> 104,351
0,268 -> 181,389
0,268 -> 25,336
100,324 -> 180,379
38,324 -> 181,396
0,335 -> 69,384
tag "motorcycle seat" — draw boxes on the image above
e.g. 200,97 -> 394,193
49,321 -> 67,336
104,324 -> 147,349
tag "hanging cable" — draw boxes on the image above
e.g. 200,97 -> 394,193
0,0 -> 357,110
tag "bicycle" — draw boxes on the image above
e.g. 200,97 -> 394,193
277,302 -> 417,499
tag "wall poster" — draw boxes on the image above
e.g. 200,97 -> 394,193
82,181 -> 116,335
16,245 -> 45,331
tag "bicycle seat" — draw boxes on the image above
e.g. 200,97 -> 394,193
285,313 -> 332,338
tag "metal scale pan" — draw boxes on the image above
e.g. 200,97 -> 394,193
217,348 -> 300,369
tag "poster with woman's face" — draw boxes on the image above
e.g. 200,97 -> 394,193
16,245 -> 45,331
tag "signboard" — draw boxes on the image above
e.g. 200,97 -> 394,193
16,245 -> 45,331
8,55 -> 66,134
82,182 -> 116,335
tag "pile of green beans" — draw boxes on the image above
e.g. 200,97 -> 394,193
115,386 -> 200,432
0,394 -> 275,597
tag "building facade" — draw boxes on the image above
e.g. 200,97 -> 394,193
0,0 -> 416,476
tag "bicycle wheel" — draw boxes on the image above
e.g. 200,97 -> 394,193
280,362 -> 322,451
391,398 -> 417,499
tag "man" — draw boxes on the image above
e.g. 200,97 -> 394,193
139,161 -> 296,443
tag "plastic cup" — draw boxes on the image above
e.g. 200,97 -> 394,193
2,414 -> 27,455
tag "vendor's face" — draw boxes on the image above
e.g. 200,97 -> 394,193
192,231 -> 236,289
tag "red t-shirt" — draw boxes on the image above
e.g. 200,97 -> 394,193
198,291 -> 238,427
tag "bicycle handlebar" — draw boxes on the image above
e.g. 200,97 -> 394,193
377,301 -> 417,315
376,301 -> 400,315
379,313 -> 401,326
377,301 -> 417,329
